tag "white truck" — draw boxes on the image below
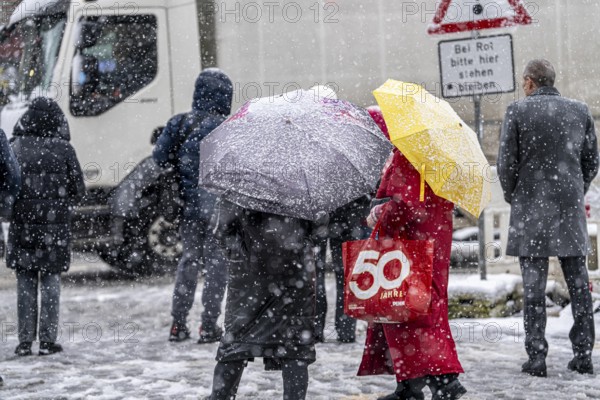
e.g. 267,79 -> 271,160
0,0 -> 202,273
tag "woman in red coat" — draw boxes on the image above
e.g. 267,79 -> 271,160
361,107 -> 466,400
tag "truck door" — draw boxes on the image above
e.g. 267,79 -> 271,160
62,8 -> 172,186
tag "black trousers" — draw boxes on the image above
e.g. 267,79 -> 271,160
315,236 -> 357,342
520,256 -> 595,359
17,270 -> 61,343
210,359 -> 308,400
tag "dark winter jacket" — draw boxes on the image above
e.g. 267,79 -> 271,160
211,200 -> 317,367
0,129 -> 20,219
153,68 -> 233,221
7,97 -> 85,273
327,195 -> 371,242
498,86 -> 600,257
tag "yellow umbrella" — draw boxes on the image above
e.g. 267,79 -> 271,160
373,79 -> 491,217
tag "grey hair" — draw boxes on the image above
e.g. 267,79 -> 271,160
524,59 -> 556,88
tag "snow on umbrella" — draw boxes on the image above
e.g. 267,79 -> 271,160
199,89 -> 392,221
373,79 -> 492,217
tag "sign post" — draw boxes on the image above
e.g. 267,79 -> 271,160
472,30 -> 486,280
430,0 -> 531,279
438,32 -> 515,280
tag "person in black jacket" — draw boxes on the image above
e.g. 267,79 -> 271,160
208,200 -> 323,400
153,68 -> 232,343
314,196 -> 370,343
7,97 -> 85,357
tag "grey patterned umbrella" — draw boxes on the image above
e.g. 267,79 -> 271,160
199,90 -> 392,221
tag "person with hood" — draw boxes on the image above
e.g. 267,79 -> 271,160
358,106 -> 466,400
8,97 -> 85,357
498,59 -> 598,377
207,200 -> 324,400
153,68 -> 232,343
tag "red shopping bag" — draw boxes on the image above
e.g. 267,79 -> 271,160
343,218 -> 434,324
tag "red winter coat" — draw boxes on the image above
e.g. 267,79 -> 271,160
357,149 -> 464,381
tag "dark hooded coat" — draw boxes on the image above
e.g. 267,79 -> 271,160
153,68 -> 233,221
211,200 -> 317,368
498,87 -> 599,257
7,97 -> 85,273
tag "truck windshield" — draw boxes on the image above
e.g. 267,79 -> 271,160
0,13 -> 66,99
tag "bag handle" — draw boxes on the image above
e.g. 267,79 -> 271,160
369,201 -> 395,239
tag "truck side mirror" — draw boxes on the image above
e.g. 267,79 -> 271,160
151,126 -> 164,145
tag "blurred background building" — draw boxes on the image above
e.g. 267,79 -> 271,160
2,0 -> 600,161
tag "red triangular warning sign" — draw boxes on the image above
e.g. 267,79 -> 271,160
428,0 -> 532,35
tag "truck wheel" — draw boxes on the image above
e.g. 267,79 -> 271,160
146,214 -> 183,271
99,207 -> 182,276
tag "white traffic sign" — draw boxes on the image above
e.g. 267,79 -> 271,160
438,34 -> 515,98
428,0 -> 532,35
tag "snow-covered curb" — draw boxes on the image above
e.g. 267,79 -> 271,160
449,273 -> 523,303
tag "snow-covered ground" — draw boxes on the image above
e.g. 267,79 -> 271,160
0,260 -> 599,400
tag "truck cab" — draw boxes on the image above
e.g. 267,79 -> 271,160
0,0 -> 201,273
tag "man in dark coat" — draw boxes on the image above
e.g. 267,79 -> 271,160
498,59 -> 599,377
153,68 -> 232,343
208,200 -> 319,400
7,97 -> 85,356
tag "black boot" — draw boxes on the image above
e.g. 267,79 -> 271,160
568,356 -> 593,375
39,342 -> 63,356
198,325 -> 223,344
521,357 -> 547,377
169,322 -> 191,342
210,360 -> 246,400
0,375 -> 4,387
377,379 -> 425,400
426,374 -> 467,400
14,342 -> 32,357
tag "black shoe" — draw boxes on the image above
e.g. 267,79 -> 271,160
336,336 -> 356,344
568,356 -> 594,375
521,358 -> 547,377
14,342 -> 32,357
432,379 -> 467,400
427,375 -> 467,400
378,380 -> 425,400
39,342 -> 63,356
197,325 -> 222,344
169,322 -> 191,342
